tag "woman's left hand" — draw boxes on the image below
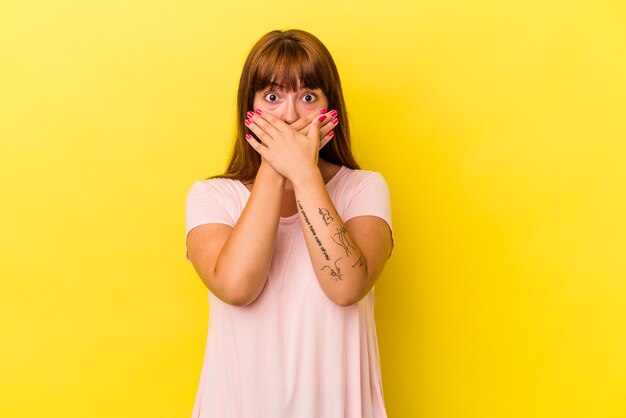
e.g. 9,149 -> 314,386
244,109 -> 336,183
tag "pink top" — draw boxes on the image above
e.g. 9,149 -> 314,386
185,165 -> 394,418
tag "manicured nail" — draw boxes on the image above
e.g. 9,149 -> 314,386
318,115 -> 327,122
246,111 -> 255,118
330,109 -> 338,117
332,117 -> 339,124
245,134 -> 252,139
319,108 -> 327,114
255,109 -> 262,115
328,130 -> 334,137
244,119 -> 251,125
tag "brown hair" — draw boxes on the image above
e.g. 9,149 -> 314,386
209,29 -> 360,181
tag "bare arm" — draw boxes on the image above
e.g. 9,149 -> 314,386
293,169 -> 392,306
186,160 -> 284,306
244,110 -> 392,306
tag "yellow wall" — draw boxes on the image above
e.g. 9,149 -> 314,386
1,1 -> 625,417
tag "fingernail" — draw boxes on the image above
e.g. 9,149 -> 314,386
332,117 -> 339,124
246,111 -> 255,118
244,119 -> 251,125
320,108 -> 327,114
318,115 -> 327,122
330,109 -> 338,117
245,134 -> 252,139
255,109 -> 262,115
328,130 -> 334,137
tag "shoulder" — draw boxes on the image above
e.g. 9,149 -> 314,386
334,167 -> 390,194
185,177 -> 247,233
185,177 -> 248,210
187,177 -> 241,196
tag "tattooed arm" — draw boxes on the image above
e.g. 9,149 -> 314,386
293,169 -> 393,306
243,109 -> 391,305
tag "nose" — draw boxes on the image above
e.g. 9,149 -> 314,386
281,97 -> 299,124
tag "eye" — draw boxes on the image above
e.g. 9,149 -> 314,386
302,93 -> 317,103
264,92 -> 279,102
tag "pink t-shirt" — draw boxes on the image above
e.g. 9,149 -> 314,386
185,165 -> 393,418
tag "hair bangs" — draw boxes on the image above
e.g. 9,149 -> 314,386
253,41 -> 325,92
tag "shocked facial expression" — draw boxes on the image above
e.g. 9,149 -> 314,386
252,83 -> 329,125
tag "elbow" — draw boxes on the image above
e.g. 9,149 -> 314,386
332,289 -> 365,307
224,287 -> 261,307
209,273 -> 264,307
331,273 -> 376,307
222,293 -> 256,307
335,296 -> 358,307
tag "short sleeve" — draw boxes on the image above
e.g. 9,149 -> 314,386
185,180 -> 236,261
343,171 -> 395,255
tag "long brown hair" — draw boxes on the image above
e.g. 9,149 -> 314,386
209,29 -> 360,181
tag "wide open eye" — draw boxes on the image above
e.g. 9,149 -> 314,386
264,92 -> 279,102
302,93 -> 317,103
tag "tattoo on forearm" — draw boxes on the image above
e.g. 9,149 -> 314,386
321,258 -> 344,280
352,253 -> 365,268
318,208 -> 333,226
332,226 -> 355,257
299,200 -> 364,280
298,200 -> 330,261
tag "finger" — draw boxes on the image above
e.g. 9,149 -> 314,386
245,118 -> 273,144
289,116 -> 313,133
312,109 -> 338,138
290,108 -> 327,132
319,130 -> 334,150
307,112 -> 332,141
252,109 -> 292,133
246,110 -> 282,140
318,113 -> 339,139
295,120 -> 313,136
245,133 -> 268,156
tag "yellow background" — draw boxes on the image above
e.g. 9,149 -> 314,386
1,0 -> 625,417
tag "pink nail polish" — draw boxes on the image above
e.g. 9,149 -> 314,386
318,115 -> 327,122
332,117 -> 339,124
255,109 -> 262,115
320,108 -> 327,114
245,133 -> 252,139
244,119 -> 251,125
328,130 -> 334,137
330,109 -> 338,117
246,111 -> 255,118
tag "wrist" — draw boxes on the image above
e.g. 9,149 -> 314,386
258,159 -> 286,185
291,165 -> 324,191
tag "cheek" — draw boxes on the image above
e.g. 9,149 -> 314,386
252,96 -> 264,111
253,102 -> 283,118
317,95 -> 329,109
251,95 -> 279,114
298,103 -> 327,119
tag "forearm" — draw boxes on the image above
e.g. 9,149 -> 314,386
292,169 -> 369,306
214,161 -> 284,305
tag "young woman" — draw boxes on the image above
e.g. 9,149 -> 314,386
185,29 -> 394,418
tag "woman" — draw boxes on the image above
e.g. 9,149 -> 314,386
185,29 -> 394,418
